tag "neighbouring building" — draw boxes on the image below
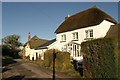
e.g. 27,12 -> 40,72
23,32 -> 48,61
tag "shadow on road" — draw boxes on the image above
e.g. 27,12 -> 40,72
2,58 -> 17,67
2,58 -> 17,73
3,75 -> 25,80
2,68 -> 11,73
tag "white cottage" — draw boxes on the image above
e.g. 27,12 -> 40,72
53,6 -> 117,61
23,32 -> 48,61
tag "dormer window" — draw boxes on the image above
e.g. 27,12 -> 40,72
61,34 -> 66,42
85,29 -> 93,40
72,32 -> 78,41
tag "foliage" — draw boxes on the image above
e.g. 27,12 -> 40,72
81,38 -> 117,78
35,49 -> 81,77
2,34 -> 22,58
114,37 -> 120,79
2,34 -> 22,50
41,49 -> 72,72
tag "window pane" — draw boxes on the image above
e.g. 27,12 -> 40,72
73,32 -> 78,40
64,35 -> 66,40
77,50 -> 79,57
76,32 -> 78,39
85,29 -> 93,38
90,30 -> 93,37
86,30 -> 88,38
61,35 -> 66,41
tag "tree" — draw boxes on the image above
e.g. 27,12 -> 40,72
2,34 -> 22,57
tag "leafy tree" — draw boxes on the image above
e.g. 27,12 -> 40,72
2,34 -> 22,57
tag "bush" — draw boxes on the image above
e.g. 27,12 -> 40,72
36,49 -> 81,77
2,45 -> 20,58
81,38 -> 117,78
42,49 -> 72,72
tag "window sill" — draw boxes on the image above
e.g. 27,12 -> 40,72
60,41 -> 66,43
72,39 -> 78,41
84,38 -> 93,40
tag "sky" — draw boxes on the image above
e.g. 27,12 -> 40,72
2,0 -> 120,2
2,2 -> 119,44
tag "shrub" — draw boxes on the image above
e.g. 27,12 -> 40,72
81,38 -> 116,78
36,49 -> 81,77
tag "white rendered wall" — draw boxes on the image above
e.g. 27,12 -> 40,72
55,20 -> 115,61
24,43 -> 46,60
24,44 -> 31,57
56,20 -> 115,51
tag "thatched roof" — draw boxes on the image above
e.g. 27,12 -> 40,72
55,6 -> 117,34
24,36 -> 48,49
105,24 -> 120,38
35,39 -> 56,49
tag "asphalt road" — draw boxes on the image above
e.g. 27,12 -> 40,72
2,59 -> 80,80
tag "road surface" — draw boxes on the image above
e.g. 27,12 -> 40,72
2,59 -> 81,80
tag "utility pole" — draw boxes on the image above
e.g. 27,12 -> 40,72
53,49 -> 56,80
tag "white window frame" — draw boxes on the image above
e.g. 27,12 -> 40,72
61,34 -> 66,42
85,29 -> 93,39
72,32 -> 78,40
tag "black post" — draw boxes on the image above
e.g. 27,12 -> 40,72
53,49 -> 56,80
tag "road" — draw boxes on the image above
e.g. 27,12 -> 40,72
2,59 -> 81,80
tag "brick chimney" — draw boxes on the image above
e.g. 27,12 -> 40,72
28,32 -> 31,41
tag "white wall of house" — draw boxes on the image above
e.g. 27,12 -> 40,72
24,43 -> 46,61
55,20 -> 115,61
56,20 -> 114,49
24,44 -> 31,57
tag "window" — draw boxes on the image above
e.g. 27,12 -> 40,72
77,45 -> 80,57
61,34 -> 66,42
72,32 -> 78,40
85,29 -> 93,38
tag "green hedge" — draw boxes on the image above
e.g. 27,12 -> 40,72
81,38 -> 117,78
115,38 -> 120,79
42,49 -> 73,72
35,49 -> 81,77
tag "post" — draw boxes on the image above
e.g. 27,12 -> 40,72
53,49 -> 56,80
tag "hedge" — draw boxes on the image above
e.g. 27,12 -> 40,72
35,49 -> 81,77
81,38 -> 117,78
41,49 -> 73,72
